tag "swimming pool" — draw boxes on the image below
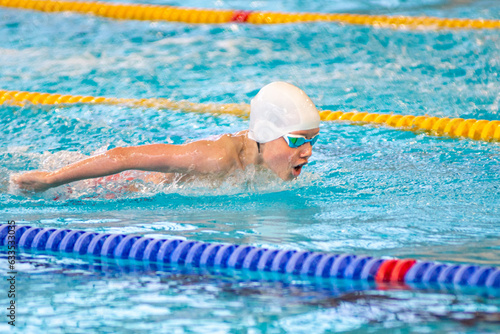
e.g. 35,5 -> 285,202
1,0 -> 500,332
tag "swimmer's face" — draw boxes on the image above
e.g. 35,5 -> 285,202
261,127 -> 320,181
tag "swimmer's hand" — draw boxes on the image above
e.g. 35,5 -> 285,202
11,171 -> 53,193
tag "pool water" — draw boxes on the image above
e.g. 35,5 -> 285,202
1,0 -> 500,332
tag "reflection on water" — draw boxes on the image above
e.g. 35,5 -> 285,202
0,251 -> 499,333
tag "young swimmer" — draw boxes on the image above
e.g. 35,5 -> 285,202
12,81 -> 321,193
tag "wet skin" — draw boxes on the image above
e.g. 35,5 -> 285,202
260,128 -> 320,181
11,128 -> 320,192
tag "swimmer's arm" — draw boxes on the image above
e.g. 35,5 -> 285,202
13,139 -> 236,192
106,140 -> 236,175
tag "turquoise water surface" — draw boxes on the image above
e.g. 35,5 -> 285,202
1,0 -> 500,332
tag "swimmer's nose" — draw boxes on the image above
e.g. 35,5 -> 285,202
300,142 -> 313,158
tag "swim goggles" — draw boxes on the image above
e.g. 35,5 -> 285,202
282,133 -> 319,148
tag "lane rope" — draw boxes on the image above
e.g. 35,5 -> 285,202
2,88 -> 500,142
2,224 -> 499,291
0,89 -> 250,116
1,0 -> 499,29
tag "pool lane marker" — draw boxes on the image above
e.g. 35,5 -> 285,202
2,224 -> 499,290
1,0 -> 500,29
230,10 -> 252,23
0,89 -> 250,117
2,88 -> 500,143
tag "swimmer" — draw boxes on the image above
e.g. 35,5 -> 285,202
12,81 -> 321,193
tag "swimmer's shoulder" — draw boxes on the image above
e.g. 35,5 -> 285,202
210,131 -> 248,171
209,131 -> 247,152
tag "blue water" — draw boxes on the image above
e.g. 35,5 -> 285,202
1,0 -> 500,332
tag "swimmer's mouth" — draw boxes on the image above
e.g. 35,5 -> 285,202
293,162 -> 307,175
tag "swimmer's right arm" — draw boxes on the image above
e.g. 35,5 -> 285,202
12,148 -> 137,192
12,139 -> 238,192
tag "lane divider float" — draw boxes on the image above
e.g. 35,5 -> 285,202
1,224 -> 499,291
2,88 -> 500,142
319,109 -> 500,142
1,0 -> 499,29
0,89 -> 250,116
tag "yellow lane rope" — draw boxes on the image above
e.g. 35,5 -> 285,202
2,89 -> 500,142
0,89 -> 250,116
1,0 -> 499,29
318,110 -> 500,142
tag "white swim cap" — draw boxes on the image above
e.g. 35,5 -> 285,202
248,81 -> 320,143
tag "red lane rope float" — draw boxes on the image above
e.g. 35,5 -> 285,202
372,259 -> 417,283
2,89 -> 500,142
375,259 -> 398,282
1,0 -> 499,29
390,260 -> 417,282
231,10 -> 252,23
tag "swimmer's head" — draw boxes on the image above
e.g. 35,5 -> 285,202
248,81 -> 320,143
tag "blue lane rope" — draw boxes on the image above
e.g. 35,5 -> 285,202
1,224 -> 499,290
